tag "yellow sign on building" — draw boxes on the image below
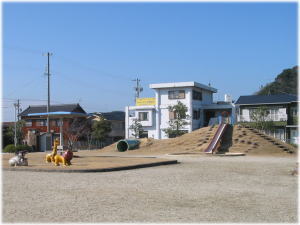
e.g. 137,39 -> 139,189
136,97 -> 156,106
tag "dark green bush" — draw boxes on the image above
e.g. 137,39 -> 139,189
3,144 -> 16,153
15,145 -> 32,152
3,144 -> 33,153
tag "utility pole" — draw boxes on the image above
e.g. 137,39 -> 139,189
13,102 -> 17,146
13,99 -> 21,146
44,52 -> 53,133
132,78 -> 143,104
16,99 -> 20,122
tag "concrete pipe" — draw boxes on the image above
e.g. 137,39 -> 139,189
116,139 -> 140,152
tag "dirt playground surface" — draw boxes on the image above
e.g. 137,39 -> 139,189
2,151 -> 177,172
3,155 -> 297,223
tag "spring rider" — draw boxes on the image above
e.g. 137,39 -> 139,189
46,138 -> 73,166
9,151 -> 28,167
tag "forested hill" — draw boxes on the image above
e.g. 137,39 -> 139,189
255,66 -> 298,95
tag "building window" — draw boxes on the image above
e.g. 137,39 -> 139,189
112,122 -> 123,130
168,130 -> 188,138
168,90 -> 185,99
129,110 -> 135,117
36,119 -> 47,126
193,90 -> 202,101
50,120 -> 59,126
291,106 -> 298,117
169,111 -> 177,120
139,131 -> 148,138
25,120 -> 32,127
193,110 -> 200,120
138,112 -> 149,121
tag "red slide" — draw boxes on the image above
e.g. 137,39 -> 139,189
204,123 -> 228,153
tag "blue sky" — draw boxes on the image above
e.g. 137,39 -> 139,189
2,2 -> 297,121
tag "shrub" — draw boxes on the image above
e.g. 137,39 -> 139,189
15,145 -> 32,152
3,144 -> 16,153
3,144 -> 33,153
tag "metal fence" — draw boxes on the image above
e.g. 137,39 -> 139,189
237,113 -> 287,122
71,139 -> 114,151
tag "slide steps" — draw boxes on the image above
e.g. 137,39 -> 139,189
242,125 -> 295,154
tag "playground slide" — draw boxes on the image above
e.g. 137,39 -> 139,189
204,123 -> 228,153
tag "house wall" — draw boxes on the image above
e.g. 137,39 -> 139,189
126,107 -> 157,139
237,104 -> 288,122
109,121 -> 125,138
236,102 -> 298,144
22,118 -> 71,139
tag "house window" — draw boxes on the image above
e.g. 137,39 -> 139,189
193,90 -> 202,101
36,119 -> 47,126
138,112 -> 149,121
291,107 -> 298,117
129,110 -> 135,117
193,110 -> 200,120
168,90 -> 185,99
168,130 -> 188,138
112,122 -> 123,130
50,120 -> 59,127
25,120 -> 32,127
139,131 -> 148,138
169,111 -> 177,120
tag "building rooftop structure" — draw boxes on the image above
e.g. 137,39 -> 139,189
19,104 -> 86,117
235,94 -> 298,105
149,81 -> 217,93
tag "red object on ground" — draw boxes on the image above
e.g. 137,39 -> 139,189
63,150 -> 73,161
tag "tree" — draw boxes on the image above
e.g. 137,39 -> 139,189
129,118 -> 144,138
249,107 -> 275,132
3,120 -> 25,146
91,120 -> 112,141
163,101 -> 190,138
64,117 -> 92,150
256,66 -> 298,95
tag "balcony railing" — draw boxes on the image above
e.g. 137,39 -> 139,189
237,113 -> 287,122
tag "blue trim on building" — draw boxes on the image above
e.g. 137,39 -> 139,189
27,111 -> 87,116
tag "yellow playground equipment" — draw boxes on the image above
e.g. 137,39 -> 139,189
46,138 -> 73,166
46,138 -> 59,163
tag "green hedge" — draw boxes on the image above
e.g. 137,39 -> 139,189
3,144 -> 33,153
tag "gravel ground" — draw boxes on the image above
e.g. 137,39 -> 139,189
2,155 -> 298,223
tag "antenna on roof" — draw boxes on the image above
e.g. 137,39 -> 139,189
208,81 -> 211,87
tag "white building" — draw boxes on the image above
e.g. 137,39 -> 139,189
125,81 -> 235,139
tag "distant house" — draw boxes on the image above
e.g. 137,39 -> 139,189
19,103 -> 87,151
235,94 -> 298,144
91,111 -> 125,142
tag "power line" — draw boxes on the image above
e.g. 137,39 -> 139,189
55,54 -> 133,81
4,45 -> 134,82
56,70 -> 130,97
4,75 -> 44,98
3,45 -> 44,55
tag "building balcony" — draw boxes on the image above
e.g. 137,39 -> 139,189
237,114 -> 288,123
290,116 -> 298,125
